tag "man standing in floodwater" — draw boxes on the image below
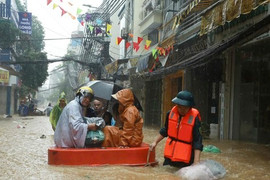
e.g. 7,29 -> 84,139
150,90 -> 203,168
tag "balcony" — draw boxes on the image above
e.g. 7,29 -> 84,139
139,0 -> 162,35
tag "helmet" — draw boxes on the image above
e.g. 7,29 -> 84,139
172,90 -> 195,107
76,86 -> 94,100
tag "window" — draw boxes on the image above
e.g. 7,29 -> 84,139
148,29 -> 158,45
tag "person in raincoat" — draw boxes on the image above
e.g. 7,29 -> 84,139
102,89 -> 143,148
49,92 -> 67,131
54,86 -> 97,148
149,90 -> 203,168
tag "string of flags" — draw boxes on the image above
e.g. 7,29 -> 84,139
116,35 -> 173,56
46,0 -> 173,72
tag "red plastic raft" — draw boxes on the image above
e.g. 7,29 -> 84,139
48,143 -> 157,166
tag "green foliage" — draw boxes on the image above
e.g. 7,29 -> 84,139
18,84 -> 37,99
15,0 -> 26,12
31,17 -> 45,51
14,0 -> 47,98
18,51 -> 48,90
0,19 -> 20,49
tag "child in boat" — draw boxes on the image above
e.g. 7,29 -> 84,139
92,98 -> 113,126
102,89 -> 143,148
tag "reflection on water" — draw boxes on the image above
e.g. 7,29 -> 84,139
0,115 -> 269,180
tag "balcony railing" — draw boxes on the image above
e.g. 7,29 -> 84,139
141,0 -> 161,20
139,0 -> 162,34
160,0 -> 216,43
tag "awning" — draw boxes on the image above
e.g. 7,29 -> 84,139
137,14 -> 270,80
200,0 -> 270,35
0,65 -> 20,76
105,58 -> 129,75
106,44 -> 159,74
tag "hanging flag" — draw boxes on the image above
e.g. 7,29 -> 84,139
47,0 -> 52,5
68,12 -> 76,20
85,13 -> 91,21
152,49 -> 158,57
77,8 -> 82,15
157,48 -> 161,55
116,37 -> 123,45
89,25 -> 94,33
135,46 -> 140,52
53,3 -> 58,9
106,24 -> 112,35
128,33 -> 134,38
96,19 -> 102,25
77,17 -> 82,24
161,48 -> 166,56
126,42 -> 131,49
154,53 -> 158,59
138,37 -> 143,44
59,6 -> 67,16
145,40 -> 151,47
144,45 -> 150,50
133,42 -> 140,52
96,27 -> 102,35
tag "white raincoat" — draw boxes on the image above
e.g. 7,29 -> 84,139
54,97 -> 88,148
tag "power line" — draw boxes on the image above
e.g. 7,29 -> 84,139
0,58 -> 99,66
14,36 -> 103,41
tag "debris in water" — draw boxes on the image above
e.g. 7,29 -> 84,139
175,159 -> 226,180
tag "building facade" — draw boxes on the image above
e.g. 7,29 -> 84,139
111,0 -> 270,143
0,0 -> 21,116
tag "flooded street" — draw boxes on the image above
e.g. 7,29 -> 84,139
0,115 -> 269,180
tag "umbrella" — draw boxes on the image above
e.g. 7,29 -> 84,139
86,80 -> 143,111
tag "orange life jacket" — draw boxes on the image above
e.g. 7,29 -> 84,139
164,106 -> 201,163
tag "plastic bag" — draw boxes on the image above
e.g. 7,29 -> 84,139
203,145 -> 221,153
175,159 -> 226,180
83,117 -> 105,129
85,130 -> 105,146
83,117 -> 106,147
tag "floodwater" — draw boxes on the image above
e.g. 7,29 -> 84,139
0,115 -> 269,180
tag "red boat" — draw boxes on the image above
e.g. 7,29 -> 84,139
48,143 -> 157,166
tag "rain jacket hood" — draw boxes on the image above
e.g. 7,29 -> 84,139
49,92 -> 67,131
114,89 -> 134,109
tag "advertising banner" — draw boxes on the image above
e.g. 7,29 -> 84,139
0,67 -> 9,85
18,12 -> 32,35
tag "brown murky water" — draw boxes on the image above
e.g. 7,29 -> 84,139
0,115 -> 269,180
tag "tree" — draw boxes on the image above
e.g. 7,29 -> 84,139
14,0 -> 48,98
19,52 -> 48,89
0,19 -> 20,49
